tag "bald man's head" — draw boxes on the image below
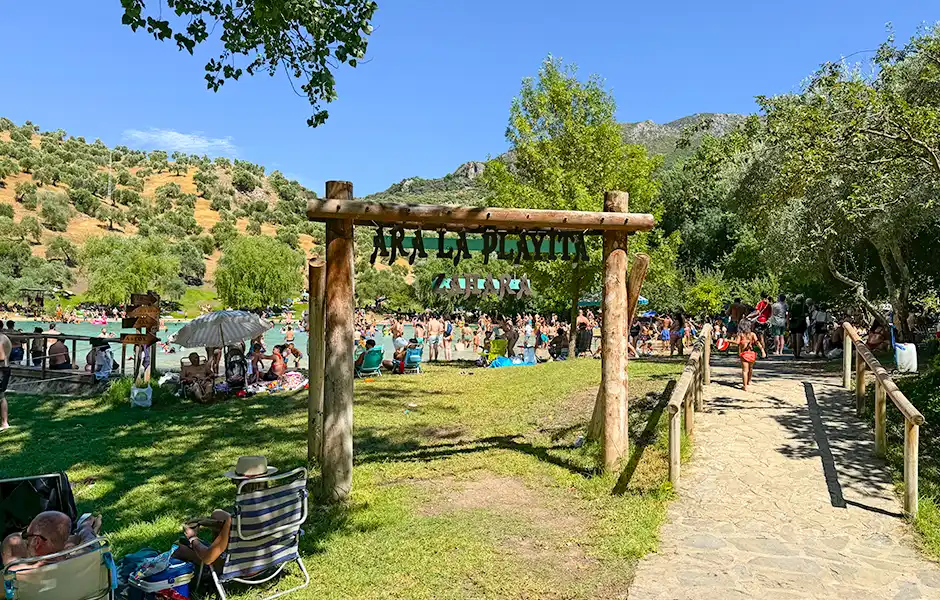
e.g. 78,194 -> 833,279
26,511 -> 71,556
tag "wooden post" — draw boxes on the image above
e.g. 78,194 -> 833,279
703,327 -> 711,386
41,337 -> 47,378
71,339 -> 77,372
587,253 -> 649,442
904,419 -> 919,516
120,343 -> 126,377
684,390 -> 693,436
321,180 -> 356,502
874,380 -> 887,458
307,261 -> 326,465
842,326 -> 852,390
668,411 -> 680,485
694,361 -> 703,412
855,352 -> 866,416
600,191 -> 629,472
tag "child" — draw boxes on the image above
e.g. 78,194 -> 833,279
2,532 -> 28,568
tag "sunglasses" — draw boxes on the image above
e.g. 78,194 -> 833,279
22,531 -> 48,543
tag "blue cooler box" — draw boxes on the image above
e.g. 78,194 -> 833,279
128,559 -> 195,599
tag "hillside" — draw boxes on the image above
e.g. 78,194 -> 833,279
0,118 -> 323,309
365,113 -> 748,206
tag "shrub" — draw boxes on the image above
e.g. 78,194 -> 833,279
0,204 -> 13,219
69,188 -> 100,216
231,168 -> 259,193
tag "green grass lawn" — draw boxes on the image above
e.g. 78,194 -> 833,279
1,358 -> 685,599
170,288 -> 222,318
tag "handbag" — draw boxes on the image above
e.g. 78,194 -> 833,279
740,350 -> 757,363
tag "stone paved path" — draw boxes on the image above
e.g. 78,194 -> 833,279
629,356 -> 940,599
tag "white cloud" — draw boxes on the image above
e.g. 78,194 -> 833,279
122,128 -> 237,156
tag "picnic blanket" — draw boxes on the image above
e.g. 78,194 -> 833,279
246,371 -> 308,394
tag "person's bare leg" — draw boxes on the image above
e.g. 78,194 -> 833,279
746,363 -> 753,387
741,361 -> 748,391
1,394 -> 8,430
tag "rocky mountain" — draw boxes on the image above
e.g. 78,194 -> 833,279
367,113 -> 748,205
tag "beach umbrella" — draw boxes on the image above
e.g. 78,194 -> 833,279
171,310 -> 273,348
638,296 -> 649,305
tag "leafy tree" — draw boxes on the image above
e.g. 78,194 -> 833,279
0,157 -> 16,186
69,188 -> 100,216
136,166 -> 154,179
755,27 -> 940,339
193,234 -> 216,256
683,270 -> 731,317
82,235 -> 184,303
215,235 -> 303,308
214,157 -> 231,170
154,181 -> 182,200
32,165 -> 57,187
231,168 -> 259,193
16,153 -> 36,174
0,204 -> 13,219
13,181 -> 36,204
210,219 -> 239,249
482,56 -> 661,353
170,151 -> 189,176
46,235 -> 79,266
246,217 -> 262,235
98,205 -> 126,231
170,239 -> 206,281
176,193 -> 197,209
112,187 -> 142,206
120,0 -> 377,127
210,194 -> 230,212
149,150 -> 169,173
19,216 -> 42,244
0,217 -> 22,241
39,191 -> 72,231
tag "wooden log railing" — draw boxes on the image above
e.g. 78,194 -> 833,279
667,323 -> 712,486
842,322 -> 925,516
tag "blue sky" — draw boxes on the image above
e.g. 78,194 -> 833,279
2,2 -> 934,195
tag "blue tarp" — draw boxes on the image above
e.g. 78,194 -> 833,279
488,356 -> 537,368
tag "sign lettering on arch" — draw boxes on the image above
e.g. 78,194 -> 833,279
432,274 -> 533,299
369,226 -> 590,266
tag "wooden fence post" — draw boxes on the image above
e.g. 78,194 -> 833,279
842,325 -> 852,390
321,180 -> 356,503
694,362 -> 703,412
855,352 -> 866,417
703,327 -> 711,386
874,380 -> 886,458
600,191 -> 629,472
307,261 -> 326,466
684,389 -> 693,437
669,411 -> 680,485
905,419 -> 919,516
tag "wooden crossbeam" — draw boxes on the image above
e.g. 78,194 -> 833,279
307,199 -> 656,233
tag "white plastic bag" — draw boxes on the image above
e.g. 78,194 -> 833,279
895,343 -> 918,373
131,385 -> 153,408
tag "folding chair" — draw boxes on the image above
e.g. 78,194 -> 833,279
200,468 -> 310,600
3,537 -> 118,600
403,346 -> 423,374
355,348 -> 384,378
1,474 -> 78,541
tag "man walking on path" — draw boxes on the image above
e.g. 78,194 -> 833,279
726,297 -> 748,336
789,294 -> 808,358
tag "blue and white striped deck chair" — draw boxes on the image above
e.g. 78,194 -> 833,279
206,468 -> 310,600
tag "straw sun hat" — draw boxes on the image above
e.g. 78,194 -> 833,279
224,455 -> 277,480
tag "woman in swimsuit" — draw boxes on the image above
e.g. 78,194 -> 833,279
733,319 -> 766,392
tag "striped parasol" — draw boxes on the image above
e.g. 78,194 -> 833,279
170,310 -> 273,348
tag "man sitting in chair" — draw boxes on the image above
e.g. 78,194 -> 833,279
181,352 -> 214,402
2,511 -> 101,568
173,456 -> 276,574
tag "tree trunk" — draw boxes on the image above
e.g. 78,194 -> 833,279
568,273 -> 580,358
828,255 -> 888,328
890,242 -> 913,342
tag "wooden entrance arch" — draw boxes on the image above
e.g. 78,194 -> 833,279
307,181 -> 655,502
